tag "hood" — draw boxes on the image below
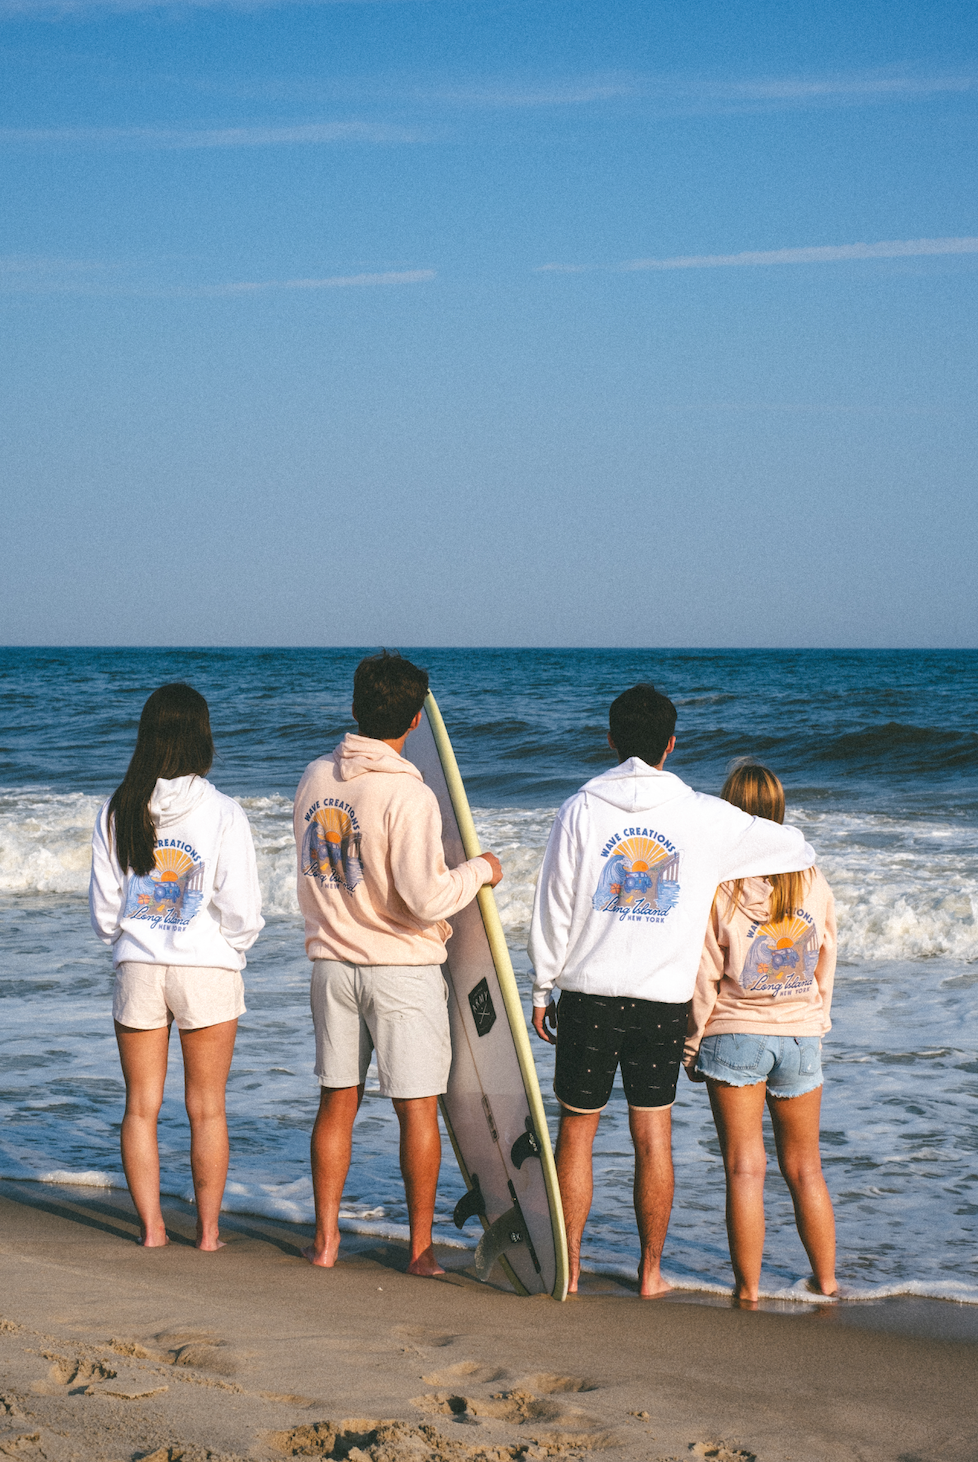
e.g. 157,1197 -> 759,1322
729,875 -> 774,922
581,759 -> 690,815
333,732 -> 423,783
150,774 -> 212,828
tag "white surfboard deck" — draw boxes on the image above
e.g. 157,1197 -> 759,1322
404,693 -> 568,1300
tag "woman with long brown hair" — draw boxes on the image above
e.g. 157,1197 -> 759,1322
684,761 -> 838,1302
90,683 -> 263,1249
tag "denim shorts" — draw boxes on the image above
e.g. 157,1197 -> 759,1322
695,1033 -> 823,1098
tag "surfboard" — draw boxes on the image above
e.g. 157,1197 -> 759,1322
404,692 -> 568,1301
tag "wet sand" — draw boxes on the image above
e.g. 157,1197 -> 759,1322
1,1179 -> 976,1462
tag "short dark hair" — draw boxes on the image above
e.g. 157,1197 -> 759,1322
608,683 -> 677,767
353,651 -> 429,740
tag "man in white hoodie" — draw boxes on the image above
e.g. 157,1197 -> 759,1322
294,652 -> 502,1277
529,683 -> 815,1296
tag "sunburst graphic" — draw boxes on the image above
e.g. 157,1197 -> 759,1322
610,835 -> 670,871
757,914 -> 809,948
153,846 -> 195,879
312,806 -> 355,844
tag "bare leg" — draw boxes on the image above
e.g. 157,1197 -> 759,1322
768,1086 -> 837,1296
115,1021 -> 171,1247
304,1084 -> 364,1267
393,1095 -> 445,1276
554,1107 -> 601,1294
629,1105 -> 675,1297
180,1019 -> 238,1251
707,1079 -> 769,1303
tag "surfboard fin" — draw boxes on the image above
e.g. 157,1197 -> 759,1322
453,1174 -> 487,1229
510,1118 -> 541,1169
473,1205 -> 527,1281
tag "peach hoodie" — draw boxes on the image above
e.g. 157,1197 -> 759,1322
294,733 -> 492,967
684,869 -> 836,1067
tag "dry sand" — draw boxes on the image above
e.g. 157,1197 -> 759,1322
1,1179 -> 976,1462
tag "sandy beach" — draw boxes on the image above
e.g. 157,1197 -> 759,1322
1,1179 -> 976,1462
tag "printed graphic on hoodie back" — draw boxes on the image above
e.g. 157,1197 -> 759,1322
301,802 -> 363,895
592,829 -> 681,921
124,843 -> 205,927
742,912 -> 819,995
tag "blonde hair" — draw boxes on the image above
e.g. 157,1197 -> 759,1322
720,761 -> 810,922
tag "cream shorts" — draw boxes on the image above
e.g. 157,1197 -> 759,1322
113,962 -> 246,1032
311,960 -> 451,1099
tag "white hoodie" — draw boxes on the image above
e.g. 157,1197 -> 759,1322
529,760 -> 816,1007
90,775 -> 264,970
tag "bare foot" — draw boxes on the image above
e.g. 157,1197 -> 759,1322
637,1263 -> 672,1298
406,1246 -> 445,1277
195,1236 -> 227,1252
302,1229 -> 341,1267
139,1229 -> 169,1248
806,1276 -> 839,1298
733,1293 -> 760,1309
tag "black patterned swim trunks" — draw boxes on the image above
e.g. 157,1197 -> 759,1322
553,990 -> 690,1111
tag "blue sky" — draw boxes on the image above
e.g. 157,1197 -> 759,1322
2,0 -> 976,646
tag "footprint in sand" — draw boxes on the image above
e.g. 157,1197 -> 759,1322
153,1329 -> 237,1376
390,1325 -> 460,1353
421,1361 -> 507,1386
688,1444 -> 757,1462
411,1386 -> 605,1429
514,1372 -> 596,1394
31,1354 -> 117,1393
268,1418 -> 616,1460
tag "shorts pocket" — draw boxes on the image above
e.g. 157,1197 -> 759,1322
708,1033 -> 769,1074
797,1038 -> 821,1076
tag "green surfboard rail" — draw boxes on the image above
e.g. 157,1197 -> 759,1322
425,691 -> 569,1302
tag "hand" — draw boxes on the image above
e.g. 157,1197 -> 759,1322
532,1001 -> 558,1045
481,851 -> 503,887
684,1062 -> 707,1083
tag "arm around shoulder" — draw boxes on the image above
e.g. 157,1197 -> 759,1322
718,806 -> 816,884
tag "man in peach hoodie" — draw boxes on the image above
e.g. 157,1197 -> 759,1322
294,652 -> 502,1277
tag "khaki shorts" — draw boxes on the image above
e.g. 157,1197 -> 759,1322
113,962 -> 246,1031
311,960 -> 451,1099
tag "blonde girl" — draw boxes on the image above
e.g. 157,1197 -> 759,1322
685,762 -> 837,1302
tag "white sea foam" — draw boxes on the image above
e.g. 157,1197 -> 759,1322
0,788 -> 104,895
3,789 -> 977,964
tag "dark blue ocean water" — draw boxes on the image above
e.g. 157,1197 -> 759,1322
3,646 -> 977,810
1,647 -> 977,1302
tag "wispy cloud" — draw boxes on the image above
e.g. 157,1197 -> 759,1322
0,256 -> 435,294
194,269 -> 435,294
698,74 -> 977,104
0,121 -> 420,147
537,237 -> 978,275
0,0 -> 404,13
414,78 -> 641,108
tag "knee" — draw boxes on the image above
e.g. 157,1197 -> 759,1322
185,1093 -> 226,1125
780,1156 -> 824,1190
726,1150 -> 767,1183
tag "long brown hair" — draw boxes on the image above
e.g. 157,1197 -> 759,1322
109,684 -> 214,876
720,761 -> 810,922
